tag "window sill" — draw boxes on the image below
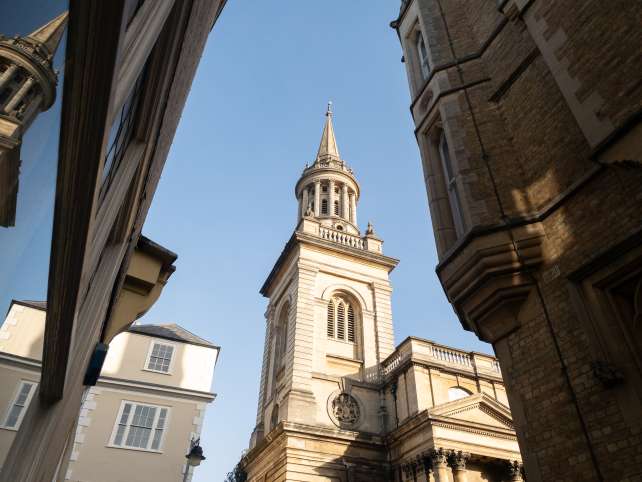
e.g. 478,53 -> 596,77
142,368 -> 172,375
326,354 -> 363,364
106,444 -> 164,454
327,338 -> 356,346
0,425 -> 19,432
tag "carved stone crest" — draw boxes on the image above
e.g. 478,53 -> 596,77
328,392 -> 361,428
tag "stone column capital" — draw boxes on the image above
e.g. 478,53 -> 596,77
448,450 -> 470,471
506,460 -> 524,481
429,448 -> 449,467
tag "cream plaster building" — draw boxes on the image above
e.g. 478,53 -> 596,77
0,300 -> 219,482
243,106 -> 524,482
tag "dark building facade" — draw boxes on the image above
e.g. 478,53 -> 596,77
0,1 -> 226,481
391,0 -> 642,481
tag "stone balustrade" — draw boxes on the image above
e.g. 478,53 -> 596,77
319,226 -> 364,250
381,337 -> 502,379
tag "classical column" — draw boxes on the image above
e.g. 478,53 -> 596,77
314,180 -> 321,216
448,451 -> 469,482
5,76 -> 35,113
430,449 -> 449,482
506,461 -> 524,481
349,192 -> 357,225
0,65 -> 18,92
302,188 -> 309,217
341,183 -> 349,219
329,179 -> 336,216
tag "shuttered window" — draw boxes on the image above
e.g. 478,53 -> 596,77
327,296 -> 357,343
337,303 -> 346,339
327,300 -> 335,337
347,305 -> 355,342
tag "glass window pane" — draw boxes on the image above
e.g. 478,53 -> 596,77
5,405 -> 22,428
0,4 -> 69,342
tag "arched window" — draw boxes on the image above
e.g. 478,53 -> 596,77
321,198 -> 328,214
448,386 -> 472,401
334,200 -> 339,216
271,302 -> 289,393
327,295 -> 356,343
275,303 -> 289,363
439,131 -> 464,236
416,30 -> 430,80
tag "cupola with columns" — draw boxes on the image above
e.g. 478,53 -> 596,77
0,12 -> 67,129
0,11 -> 68,227
295,102 -> 361,236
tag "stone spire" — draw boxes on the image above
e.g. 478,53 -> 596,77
25,11 -> 68,60
316,101 -> 340,161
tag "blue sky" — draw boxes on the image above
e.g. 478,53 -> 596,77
139,1 -> 492,480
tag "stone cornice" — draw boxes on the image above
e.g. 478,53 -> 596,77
260,231 -> 399,296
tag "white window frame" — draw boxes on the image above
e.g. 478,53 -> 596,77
107,400 -> 171,453
1,380 -> 37,430
144,340 -> 177,374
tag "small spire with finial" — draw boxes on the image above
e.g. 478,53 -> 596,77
316,101 -> 340,161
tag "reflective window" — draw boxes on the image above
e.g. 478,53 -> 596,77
0,4 -> 68,331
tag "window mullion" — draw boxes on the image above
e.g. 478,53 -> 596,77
148,406 -> 161,450
122,403 -> 135,447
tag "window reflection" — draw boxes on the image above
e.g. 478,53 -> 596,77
0,3 -> 68,317
100,69 -> 146,198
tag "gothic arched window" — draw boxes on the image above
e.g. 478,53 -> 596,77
327,295 -> 356,343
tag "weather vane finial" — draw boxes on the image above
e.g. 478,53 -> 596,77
326,101 -> 333,116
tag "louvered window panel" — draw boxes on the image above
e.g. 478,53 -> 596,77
322,199 -> 328,214
334,201 -> 339,215
337,303 -> 346,340
327,301 -> 335,337
347,305 -> 355,342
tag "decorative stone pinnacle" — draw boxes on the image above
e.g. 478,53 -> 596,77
366,222 -> 375,236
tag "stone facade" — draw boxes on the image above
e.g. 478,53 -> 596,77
391,1 -> 642,481
244,108 -> 524,482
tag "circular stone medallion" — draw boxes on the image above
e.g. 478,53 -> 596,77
329,392 -> 361,428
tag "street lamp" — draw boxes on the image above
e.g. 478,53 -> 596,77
183,438 -> 206,481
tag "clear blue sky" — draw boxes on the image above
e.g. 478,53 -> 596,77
139,1 -> 492,480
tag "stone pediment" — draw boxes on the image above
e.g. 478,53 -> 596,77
428,393 -> 514,430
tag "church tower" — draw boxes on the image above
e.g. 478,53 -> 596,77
247,104 -> 399,481
0,12 -> 68,226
